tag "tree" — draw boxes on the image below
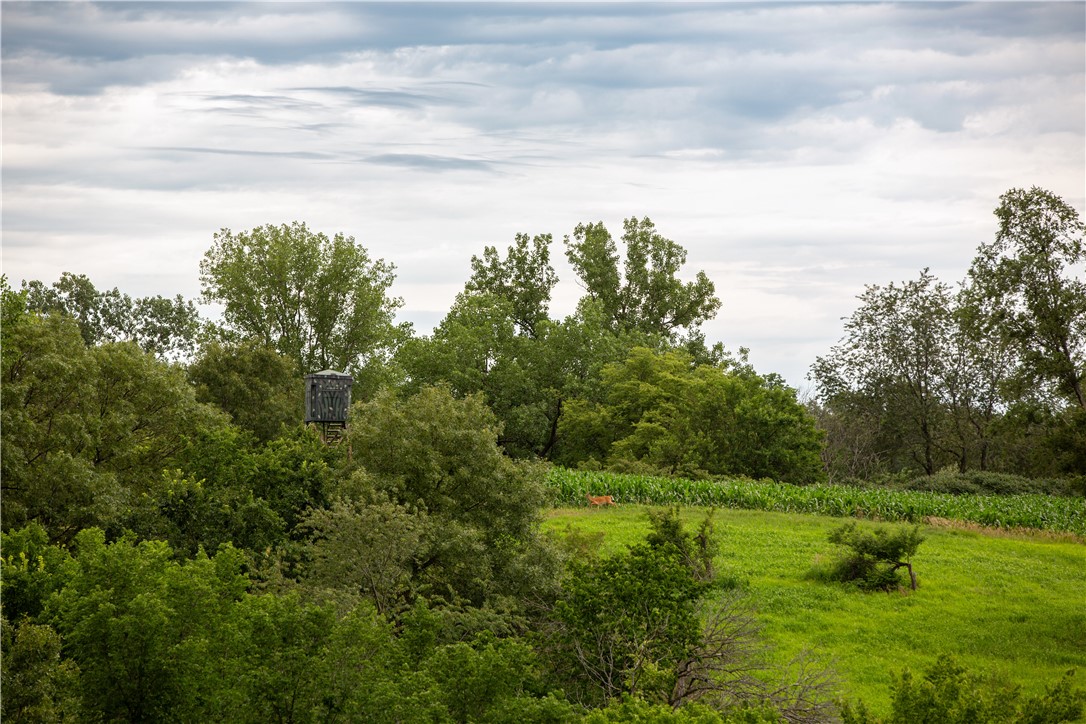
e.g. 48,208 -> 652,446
812,270 -> 956,475
188,339 -> 303,443
824,522 -> 924,591
967,187 -> 1086,410
301,497 -> 427,616
0,618 -> 81,723
547,540 -> 706,705
465,232 -> 558,338
565,217 -> 721,342
2,285 -> 99,538
199,222 -> 410,396
557,347 -> 825,484
22,272 -> 201,361
44,530 -> 249,723
2,281 -> 229,540
346,386 -> 556,607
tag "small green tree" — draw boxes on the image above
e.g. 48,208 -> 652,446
825,522 -> 924,591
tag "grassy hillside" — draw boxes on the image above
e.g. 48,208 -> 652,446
543,505 -> 1086,718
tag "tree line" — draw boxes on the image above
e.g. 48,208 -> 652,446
811,188 -> 1085,483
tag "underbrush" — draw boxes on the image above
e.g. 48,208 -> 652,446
845,468 -> 1085,498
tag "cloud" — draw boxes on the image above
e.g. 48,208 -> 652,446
2,1 -> 1082,387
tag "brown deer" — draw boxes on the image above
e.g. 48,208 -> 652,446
586,494 -> 617,507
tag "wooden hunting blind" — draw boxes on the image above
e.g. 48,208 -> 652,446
305,370 -> 353,441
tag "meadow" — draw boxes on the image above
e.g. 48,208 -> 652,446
542,502 -> 1086,718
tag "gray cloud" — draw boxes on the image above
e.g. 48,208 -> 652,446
363,154 -> 500,173
2,1 -> 1082,386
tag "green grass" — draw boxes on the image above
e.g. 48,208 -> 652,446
543,504 -> 1086,718
546,468 -> 1086,535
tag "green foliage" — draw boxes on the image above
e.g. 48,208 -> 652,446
218,594 -> 407,723
301,496 -> 426,615
556,347 -> 824,484
347,386 -> 558,607
824,522 -> 924,591
582,695 -> 731,722
840,655 -> 1085,724
1,523 -> 78,622
1,618 -> 81,723
545,539 -> 706,705
646,507 -> 720,584
246,425 -> 338,533
199,221 -> 410,394
21,272 -> 202,360
546,468 -> 1086,535
116,469 -> 286,558
565,217 -> 721,341
188,339 -> 303,443
1,284 -> 229,541
44,529 -> 248,722
417,634 -> 569,722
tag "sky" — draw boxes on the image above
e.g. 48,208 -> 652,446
3,1 -> 1084,389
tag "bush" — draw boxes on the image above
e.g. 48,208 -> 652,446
840,655 -> 1085,723
823,522 -> 924,592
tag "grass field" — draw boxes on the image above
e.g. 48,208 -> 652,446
542,504 -> 1086,718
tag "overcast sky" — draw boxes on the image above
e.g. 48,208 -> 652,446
3,2 -> 1084,388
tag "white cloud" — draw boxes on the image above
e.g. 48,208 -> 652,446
2,2 -> 1083,387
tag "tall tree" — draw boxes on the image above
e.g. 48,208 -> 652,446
346,386 -> 555,607
565,217 -> 721,341
812,270 -> 956,475
199,222 -> 410,396
967,187 -> 1086,409
465,233 -> 558,338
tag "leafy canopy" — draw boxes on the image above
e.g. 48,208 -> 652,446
200,222 -> 409,395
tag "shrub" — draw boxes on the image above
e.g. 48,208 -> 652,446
840,655 -> 1085,723
824,522 -> 924,591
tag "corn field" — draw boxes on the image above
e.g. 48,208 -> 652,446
547,469 -> 1086,535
